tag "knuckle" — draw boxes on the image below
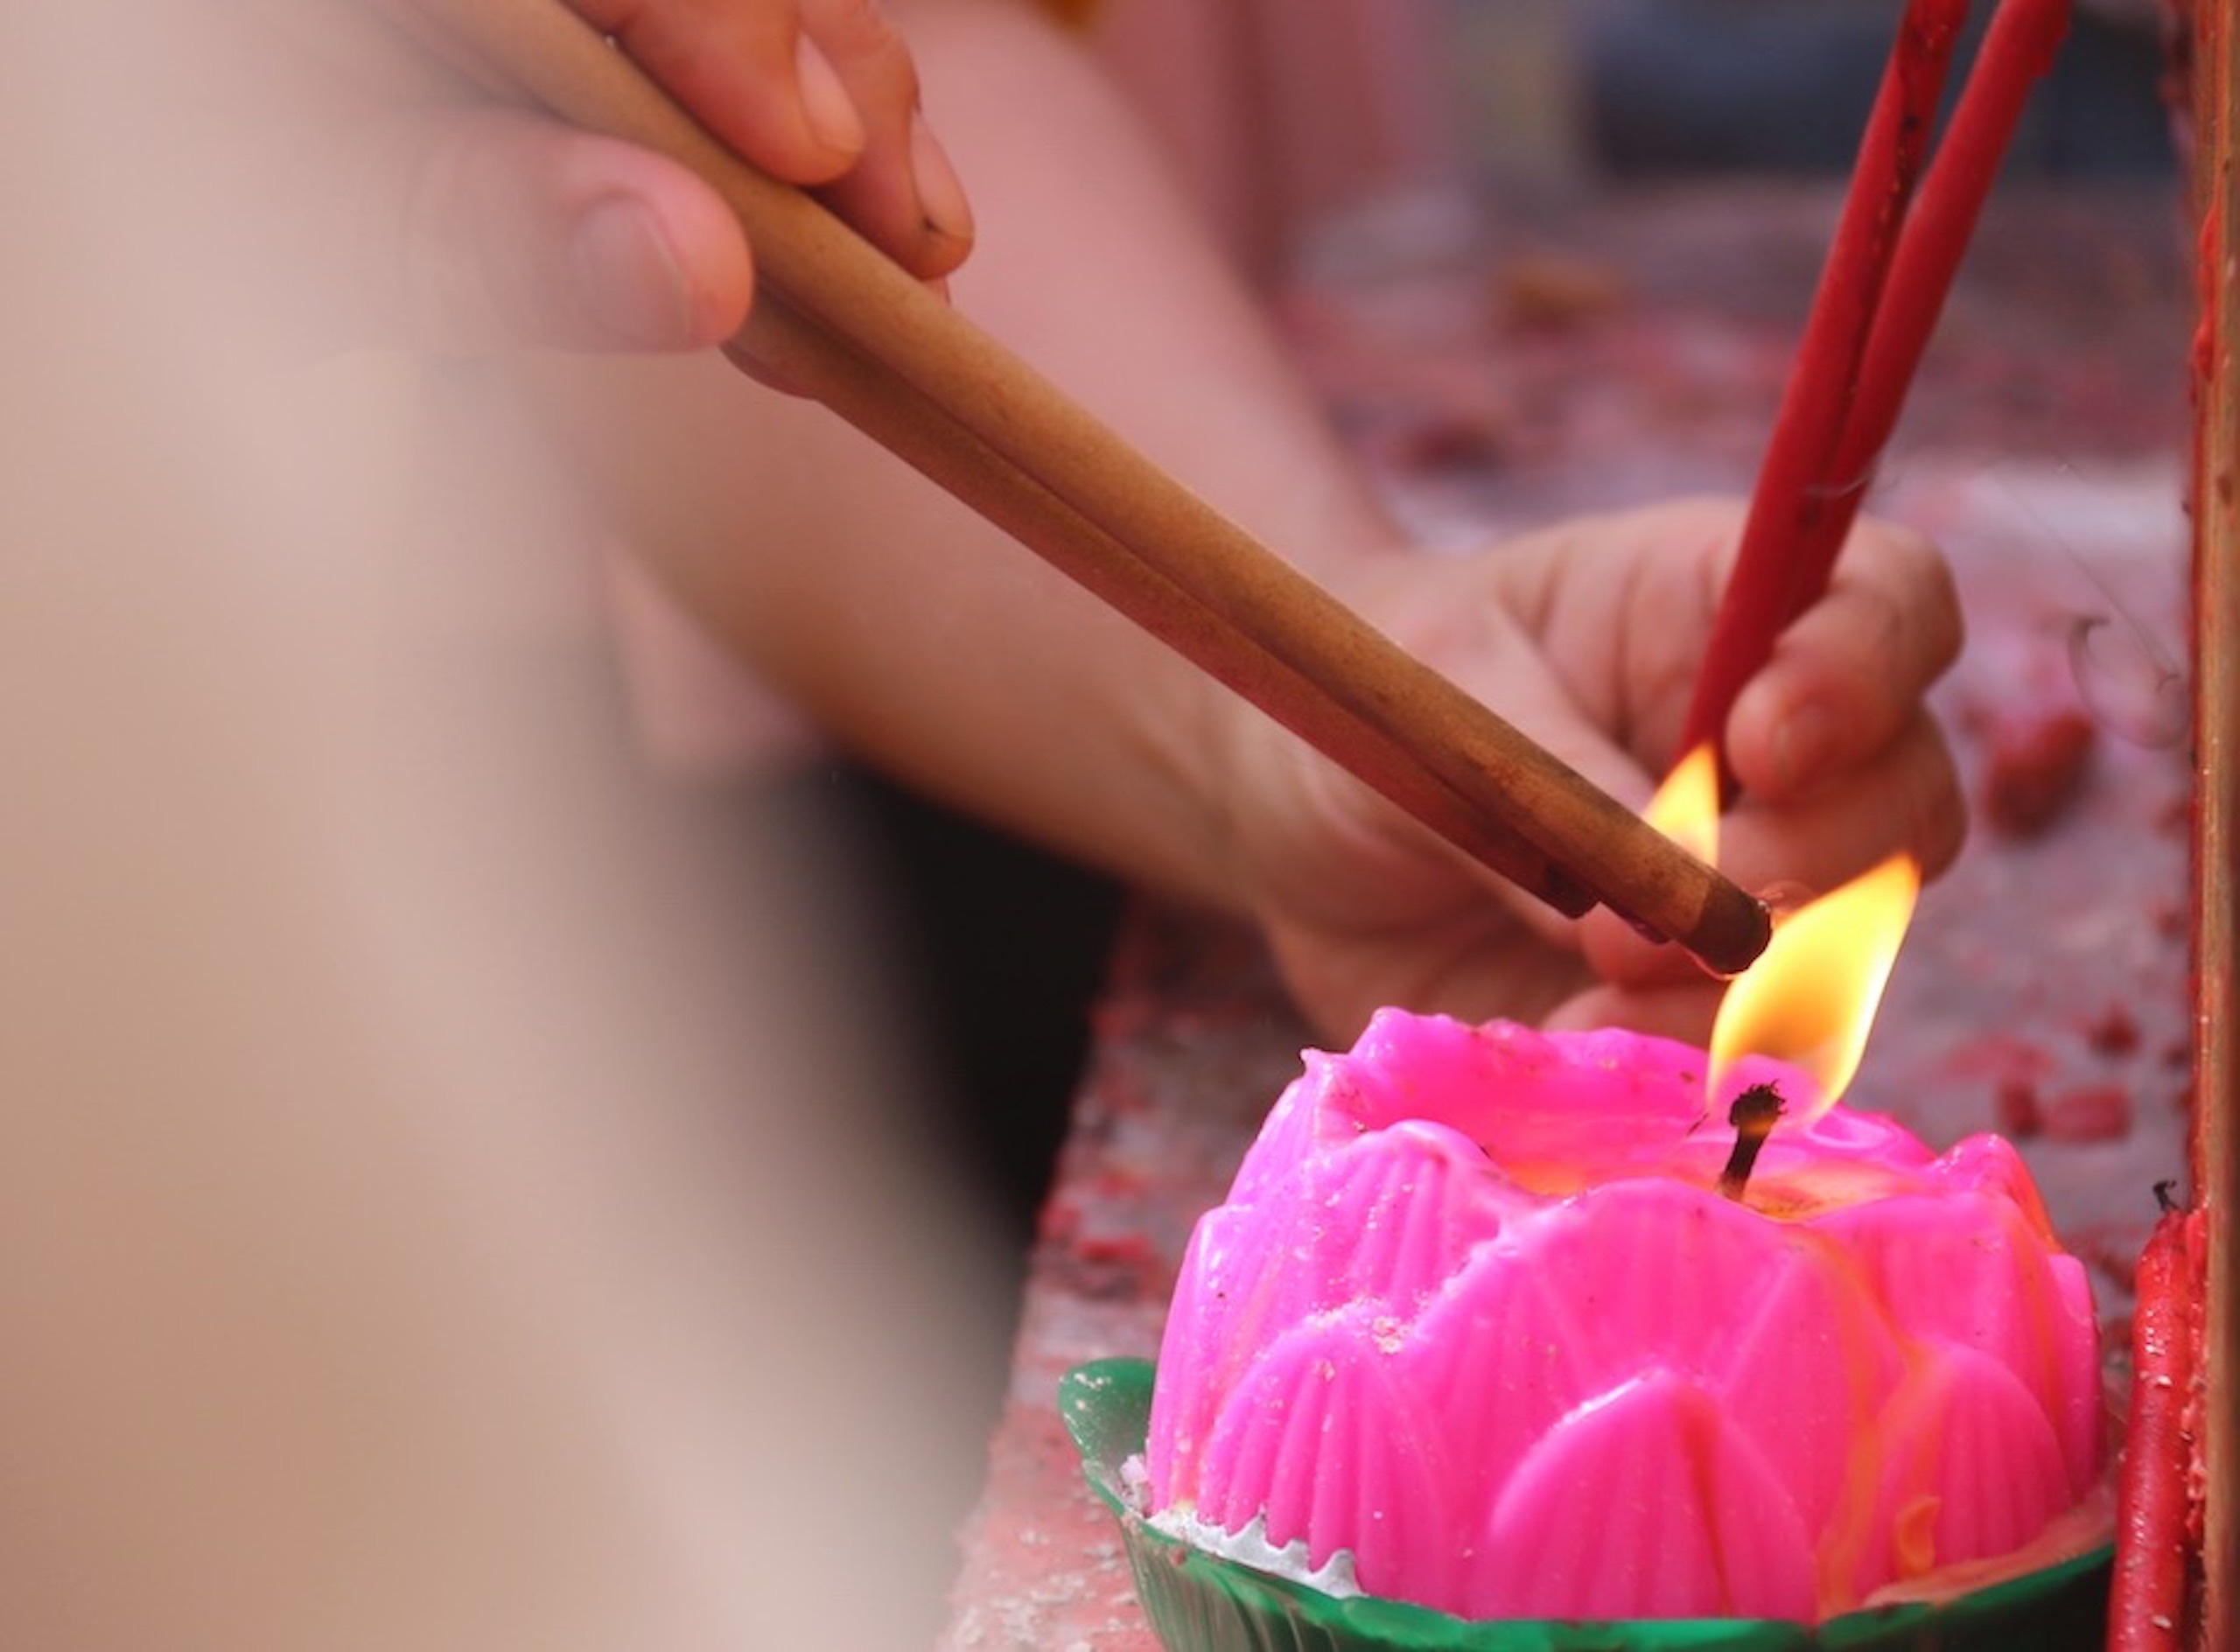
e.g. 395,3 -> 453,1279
1892,550 -> 1964,681
1849,517 -> 1964,680
1855,581 -> 1910,664
1920,552 -> 1965,674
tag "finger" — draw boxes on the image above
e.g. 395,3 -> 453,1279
1725,517 -> 1964,802
346,107 -> 753,352
1482,496 -> 1744,769
1720,709 -> 1967,891
566,0 -> 970,279
567,0 -> 868,182
800,0 -> 974,276
1432,628 -> 1670,955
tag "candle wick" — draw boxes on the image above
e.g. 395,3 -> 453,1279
1716,1083 -> 1786,1202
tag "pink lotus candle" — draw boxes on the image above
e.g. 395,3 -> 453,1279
1142,858 -> 2109,1622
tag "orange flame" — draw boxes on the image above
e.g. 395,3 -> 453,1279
1644,746 -> 1917,1124
1645,745 -> 1722,868
1708,855 -> 1920,1124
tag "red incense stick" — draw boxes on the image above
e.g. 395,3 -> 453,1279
1679,0 -> 2073,780
1677,0 -> 1964,769
1774,0 -> 2079,669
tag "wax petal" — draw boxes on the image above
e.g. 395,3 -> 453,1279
2046,1252 -> 2105,1493
1147,1116 -> 1502,1503
1871,1340 -> 2073,1584
1346,1012 -> 1707,1170
1309,1122 -> 1504,1312
1147,1201 -> 1278,1502
1474,1371 -> 1817,1620
1936,1130 -> 2061,1239
1714,1232 -> 1905,1544
1508,1180 -> 1784,1391
1227,1051 -> 1350,1206
1818,1187 -> 2102,1496
1194,1311 -> 1452,1584
1404,1238 -> 1592,1516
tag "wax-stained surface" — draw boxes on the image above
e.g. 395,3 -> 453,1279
940,183 -> 2189,1650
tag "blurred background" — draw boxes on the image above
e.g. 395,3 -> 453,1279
1086,0 -> 2173,277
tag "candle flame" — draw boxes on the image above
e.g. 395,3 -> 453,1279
1646,744 -> 1721,866
1709,854 -> 1919,1124
1643,747 -> 1915,1124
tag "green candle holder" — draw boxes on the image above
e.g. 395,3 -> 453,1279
1061,1359 -> 2114,1652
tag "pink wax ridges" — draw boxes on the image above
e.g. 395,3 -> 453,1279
1144,1011 -> 2104,1622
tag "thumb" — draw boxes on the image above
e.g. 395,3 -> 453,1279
341,106 -> 754,354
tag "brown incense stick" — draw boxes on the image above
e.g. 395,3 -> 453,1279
398,0 -> 1772,974
727,316 -> 1599,917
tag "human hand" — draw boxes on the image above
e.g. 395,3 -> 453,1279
1216,499 -> 1965,1045
195,0 -> 971,354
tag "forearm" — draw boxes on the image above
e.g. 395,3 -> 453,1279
517,0 -> 1399,907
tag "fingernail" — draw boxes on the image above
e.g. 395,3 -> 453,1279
570,199 -> 695,348
1774,705 -> 1833,791
909,113 -> 975,244
796,34 -> 864,158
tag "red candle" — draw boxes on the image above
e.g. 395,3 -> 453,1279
2109,1203 -> 2205,1649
